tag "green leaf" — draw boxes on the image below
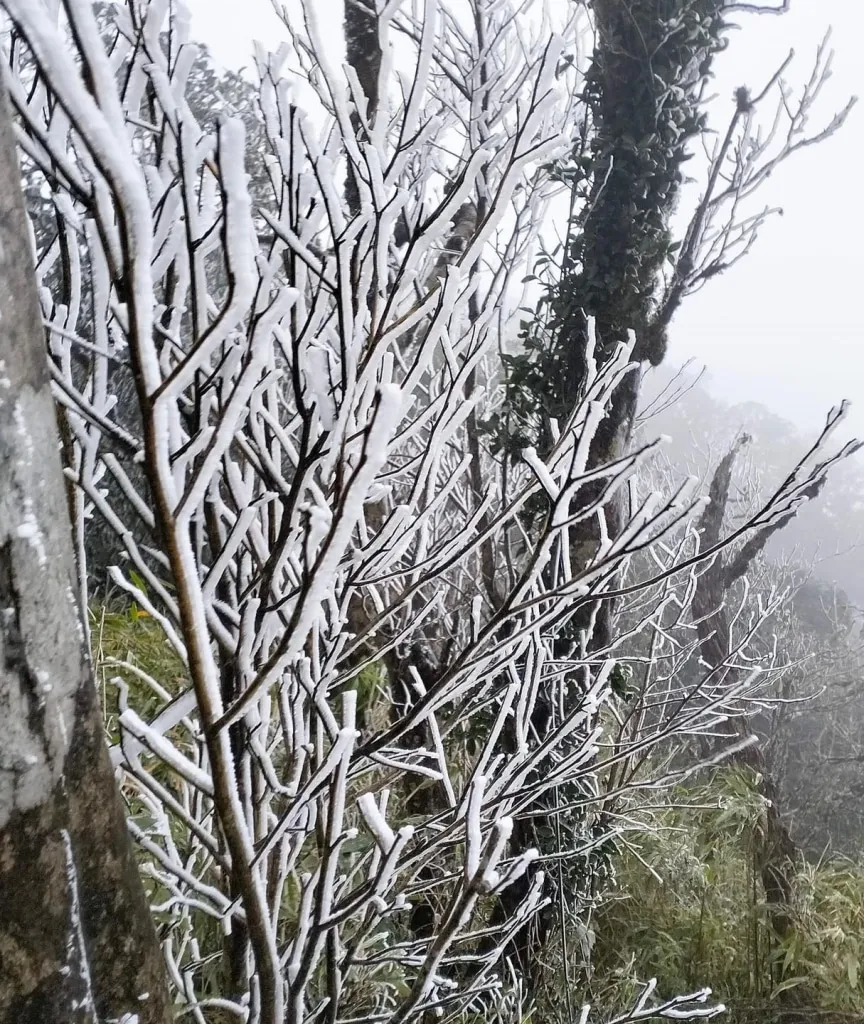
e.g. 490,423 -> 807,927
770,976 -> 807,999
129,568 -> 149,595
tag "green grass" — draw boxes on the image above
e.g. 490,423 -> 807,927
589,769 -> 864,1024
89,609 -> 864,1024
90,601 -> 188,737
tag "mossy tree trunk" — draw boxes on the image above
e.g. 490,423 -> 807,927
0,82 -> 172,1023
494,0 -> 729,991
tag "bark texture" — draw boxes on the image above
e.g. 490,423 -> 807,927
344,0 -> 381,218
0,82 -> 172,1023
493,1 -> 729,989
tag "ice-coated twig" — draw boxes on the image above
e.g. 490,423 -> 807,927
4,0 -> 851,1021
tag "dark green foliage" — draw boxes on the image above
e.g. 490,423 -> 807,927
495,0 -> 729,456
577,1 -> 726,352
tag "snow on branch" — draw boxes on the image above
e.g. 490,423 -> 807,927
2,0 -> 851,1021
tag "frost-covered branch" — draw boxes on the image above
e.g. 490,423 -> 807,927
2,1 -> 851,1021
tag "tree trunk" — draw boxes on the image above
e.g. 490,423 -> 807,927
494,3 -> 729,990
344,0 -> 381,219
0,82 -> 172,1023
691,438 -> 799,940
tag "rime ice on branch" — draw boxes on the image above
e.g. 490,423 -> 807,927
1,1 -> 856,1022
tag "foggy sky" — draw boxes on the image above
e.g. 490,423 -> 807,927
668,1 -> 864,441
186,0 -> 864,440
